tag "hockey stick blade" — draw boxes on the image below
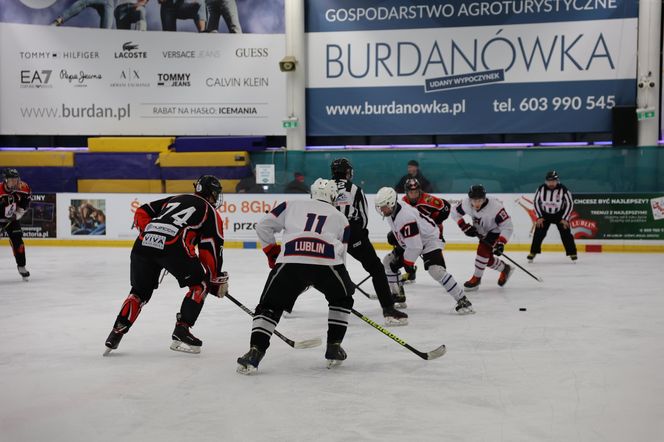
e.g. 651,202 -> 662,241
425,344 -> 447,360
292,337 -> 323,349
225,294 -> 321,349
351,308 -> 446,361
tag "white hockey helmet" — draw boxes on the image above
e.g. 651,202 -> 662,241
310,178 -> 338,204
375,187 -> 397,215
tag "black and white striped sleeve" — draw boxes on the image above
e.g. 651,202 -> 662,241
353,186 -> 369,229
534,185 -> 544,219
561,186 -> 574,220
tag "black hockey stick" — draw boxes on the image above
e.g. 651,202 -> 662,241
479,236 -> 543,283
353,280 -> 378,300
356,274 -> 371,288
224,293 -> 322,349
350,308 -> 446,360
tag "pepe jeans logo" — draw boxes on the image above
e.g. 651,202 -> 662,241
60,69 -> 102,87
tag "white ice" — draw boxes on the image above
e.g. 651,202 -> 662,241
1,247 -> 663,442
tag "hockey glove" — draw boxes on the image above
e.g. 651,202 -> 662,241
263,243 -> 281,269
387,231 -> 399,247
207,272 -> 229,298
403,260 -> 417,275
492,241 -> 505,256
389,255 -> 404,273
459,221 -> 478,237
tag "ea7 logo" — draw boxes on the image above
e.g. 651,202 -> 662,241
20,70 -> 52,86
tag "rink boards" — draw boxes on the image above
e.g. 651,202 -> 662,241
2,192 -> 663,252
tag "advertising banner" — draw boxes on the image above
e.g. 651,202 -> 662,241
1,193 -> 57,239
306,0 -> 638,135
55,192 -> 664,244
0,1 -> 286,135
571,194 -> 664,240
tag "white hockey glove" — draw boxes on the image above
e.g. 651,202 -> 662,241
15,208 -> 26,220
207,272 -> 229,298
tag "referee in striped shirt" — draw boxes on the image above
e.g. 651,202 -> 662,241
528,171 -> 578,262
331,158 -> 407,324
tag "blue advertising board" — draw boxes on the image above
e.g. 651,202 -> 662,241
306,0 -> 638,135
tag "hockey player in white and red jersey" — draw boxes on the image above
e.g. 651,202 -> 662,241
451,185 -> 514,291
374,187 -> 474,315
237,178 -> 355,374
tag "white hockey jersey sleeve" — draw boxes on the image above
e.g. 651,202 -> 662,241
494,206 -> 513,243
256,201 -> 287,247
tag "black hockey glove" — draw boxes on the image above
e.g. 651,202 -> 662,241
459,221 -> 477,237
492,242 -> 505,256
403,260 -> 416,275
387,231 -> 399,246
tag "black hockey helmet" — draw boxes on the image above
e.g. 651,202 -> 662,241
194,175 -> 223,208
4,168 -> 19,180
3,168 -> 20,190
468,184 -> 486,200
545,170 -> 559,181
331,157 -> 353,179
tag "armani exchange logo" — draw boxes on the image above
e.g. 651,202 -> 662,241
110,69 -> 150,88
115,42 -> 147,59
157,73 -> 191,87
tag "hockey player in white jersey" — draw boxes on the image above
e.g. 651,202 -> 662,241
237,178 -> 355,374
374,187 -> 474,315
451,185 -> 514,291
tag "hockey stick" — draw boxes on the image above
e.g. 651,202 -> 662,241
353,280 -> 378,300
479,236 -> 543,283
224,293 -> 322,349
350,308 -> 446,360
356,274 -> 371,288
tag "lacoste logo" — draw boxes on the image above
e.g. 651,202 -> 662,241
122,42 -> 139,51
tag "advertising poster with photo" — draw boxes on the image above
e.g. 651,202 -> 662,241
0,1 -> 286,135
69,198 -> 106,235
306,0 -> 638,135
1,193 -> 57,238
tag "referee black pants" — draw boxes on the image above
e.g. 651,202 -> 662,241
348,230 -> 394,309
530,216 -> 577,256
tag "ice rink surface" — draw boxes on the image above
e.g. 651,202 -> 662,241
1,247 -> 663,442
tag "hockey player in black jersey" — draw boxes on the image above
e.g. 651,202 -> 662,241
330,158 -> 407,326
104,176 -> 228,356
0,169 -> 32,281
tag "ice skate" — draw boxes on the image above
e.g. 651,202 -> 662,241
527,253 -> 535,263
236,346 -> 265,375
455,296 -> 475,315
103,325 -> 126,356
170,314 -> 202,354
464,276 -> 481,292
570,254 -> 578,263
392,284 -> 407,309
383,307 -> 408,326
325,342 -> 347,369
17,266 -> 30,281
497,264 -> 514,287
